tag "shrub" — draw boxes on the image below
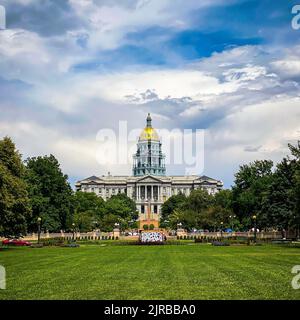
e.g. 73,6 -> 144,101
212,241 -> 230,246
149,224 -> 155,230
62,243 -> 80,248
31,243 -> 44,248
143,224 -> 149,230
40,237 -> 65,247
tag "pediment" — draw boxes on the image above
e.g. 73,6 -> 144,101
194,175 -> 217,184
136,175 -> 164,183
80,176 -> 104,184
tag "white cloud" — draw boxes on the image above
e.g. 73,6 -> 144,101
0,1 -> 300,187
271,60 -> 300,77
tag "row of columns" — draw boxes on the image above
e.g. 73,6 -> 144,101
136,185 -> 162,201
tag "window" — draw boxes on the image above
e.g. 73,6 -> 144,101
154,205 -> 158,214
141,205 -> 145,214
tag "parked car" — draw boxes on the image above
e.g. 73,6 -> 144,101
2,239 -> 32,246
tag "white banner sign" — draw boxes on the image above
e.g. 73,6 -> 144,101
140,232 -> 164,243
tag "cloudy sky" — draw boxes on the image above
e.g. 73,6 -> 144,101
0,0 -> 300,188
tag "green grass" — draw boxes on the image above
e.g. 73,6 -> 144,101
0,244 -> 299,300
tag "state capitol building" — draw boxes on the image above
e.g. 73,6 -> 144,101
76,114 -> 223,228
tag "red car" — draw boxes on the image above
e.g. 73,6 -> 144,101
2,239 -> 32,246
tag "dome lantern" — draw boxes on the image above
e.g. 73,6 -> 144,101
146,113 -> 152,128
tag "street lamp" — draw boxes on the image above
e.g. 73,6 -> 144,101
229,215 -> 236,232
252,215 -> 257,243
72,223 -> 75,241
37,217 -> 42,244
220,221 -> 224,239
177,222 -> 182,229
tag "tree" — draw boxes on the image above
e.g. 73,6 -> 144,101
73,190 -> 104,215
261,142 -> 300,234
99,213 -> 120,232
289,142 -> 300,237
100,193 -> 138,231
25,155 -> 73,232
161,193 -> 186,222
72,192 -> 105,232
0,137 -> 31,238
182,189 -> 214,213
149,224 -> 155,230
214,189 -> 233,210
168,189 -> 214,231
201,206 -> 233,231
232,160 -> 274,229
73,191 -> 105,215
73,210 -> 95,233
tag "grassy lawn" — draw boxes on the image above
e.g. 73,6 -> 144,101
0,244 -> 299,300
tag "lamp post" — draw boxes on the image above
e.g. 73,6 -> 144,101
72,223 -> 75,241
252,215 -> 257,243
37,217 -> 42,244
220,221 -> 224,239
229,215 -> 236,232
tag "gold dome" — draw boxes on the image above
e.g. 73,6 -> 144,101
139,113 -> 160,141
139,127 -> 160,141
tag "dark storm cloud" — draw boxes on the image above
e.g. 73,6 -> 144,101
3,0 -> 82,36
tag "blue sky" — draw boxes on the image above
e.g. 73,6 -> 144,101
0,0 -> 300,188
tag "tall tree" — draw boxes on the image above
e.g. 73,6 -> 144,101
262,142 -> 300,234
214,189 -> 233,210
161,193 -> 187,222
0,137 -> 31,237
73,191 -> 105,218
289,142 -> 300,236
182,189 -> 214,213
168,189 -> 214,230
99,193 -> 138,231
25,155 -> 73,232
232,160 -> 274,229
73,191 -> 105,232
